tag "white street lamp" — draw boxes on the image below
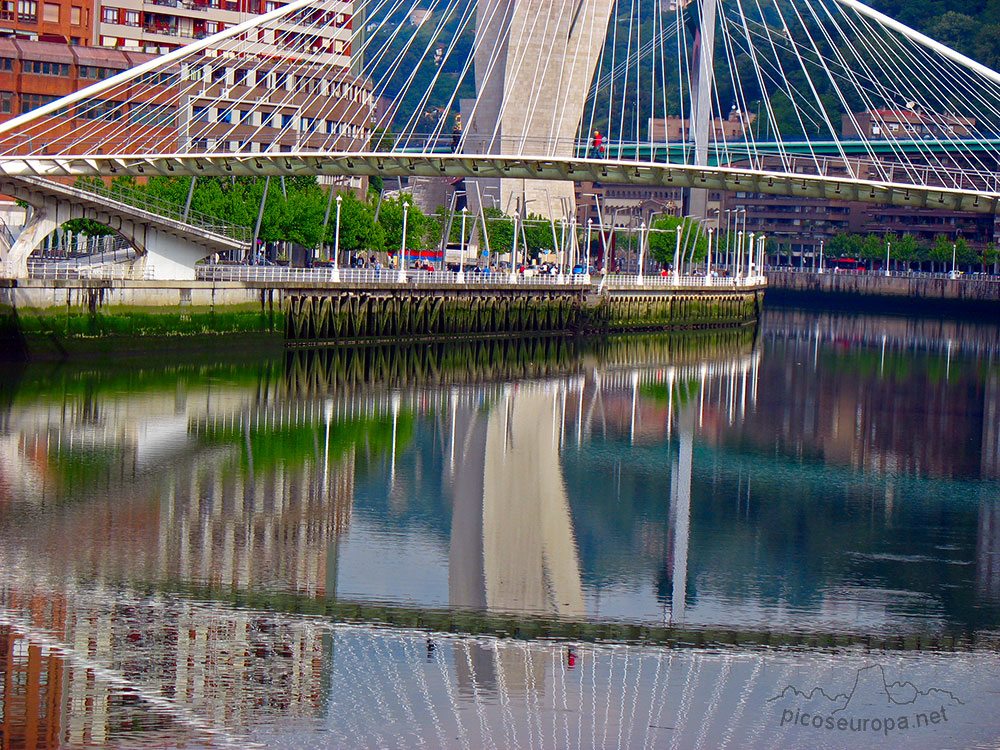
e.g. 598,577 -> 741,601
735,231 -> 744,280
705,227 -> 713,286
637,221 -> 647,282
585,218 -> 593,282
397,201 -> 409,283
672,226 -> 681,285
457,207 -> 468,283
509,212 -> 520,283
885,238 -> 891,277
332,194 -> 342,282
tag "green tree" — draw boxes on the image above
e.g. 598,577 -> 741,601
326,191 -> 383,255
931,235 -> 957,272
482,206 -> 514,256
981,242 -> 999,274
890,233 -> 921,268
648,216 -> 707,267
521,214 -> 557,258
378,195 -> 426,256
827,233 -> 863,259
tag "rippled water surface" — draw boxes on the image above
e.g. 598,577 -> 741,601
2,309 -> 1000,748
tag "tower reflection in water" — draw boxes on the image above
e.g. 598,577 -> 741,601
3,323 -> 999,748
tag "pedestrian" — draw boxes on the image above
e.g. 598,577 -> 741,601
451,125 -> 461,153
590,130 -> 604,159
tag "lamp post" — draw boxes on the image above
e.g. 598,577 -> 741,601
457,207 -> 468,283
951,241 -> 957,277
705,227 -> 713,286
586,218 -> 593,277
735,231 -> 744,280
332,194 -> 342,282
509,212 -> 519,283
637,221 -> 647,282
819,238 -> 825,273
397,201 -> 409,283
885,238 -> 891,277
747,232 -> 756,279
672,226 -> 681,285
570,215 -> 578,278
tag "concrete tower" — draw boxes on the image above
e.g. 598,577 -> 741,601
462,0 -> 615,220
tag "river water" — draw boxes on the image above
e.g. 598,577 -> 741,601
1,308 -> 999,749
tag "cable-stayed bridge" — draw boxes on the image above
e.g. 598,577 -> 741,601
2,0 -> 1000,277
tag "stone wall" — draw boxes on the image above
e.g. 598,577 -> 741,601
1,279 -> 764,358
765,270 -> 1000,312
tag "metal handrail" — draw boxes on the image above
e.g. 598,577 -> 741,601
15,175 -> 249,245
84,180 -> 250,243
11,262 -> 152,280
766,267 -> 998,281
195,264 -> 767,288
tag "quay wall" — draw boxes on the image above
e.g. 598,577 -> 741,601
765,270 -> 1000,313
0,278 -> 764,359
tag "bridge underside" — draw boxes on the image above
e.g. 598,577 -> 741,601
1,152 -> 997,214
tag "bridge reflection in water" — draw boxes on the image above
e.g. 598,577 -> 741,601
1,323 -> 1000,748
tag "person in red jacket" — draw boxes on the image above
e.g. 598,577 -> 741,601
590,130 -> 604,158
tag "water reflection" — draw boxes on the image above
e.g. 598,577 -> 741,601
2,319 -> 1000,746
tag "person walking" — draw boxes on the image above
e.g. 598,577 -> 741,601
590,130 -> 604,159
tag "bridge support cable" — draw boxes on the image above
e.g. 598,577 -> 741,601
0,0 -> 999,214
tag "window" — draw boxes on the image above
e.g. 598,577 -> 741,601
123,9 -> 138,25
24,60 -> 70,76
70,4 -> 80,23
21,93 -> 58,112
42,1 -> 56,20
0,92 -> 11,113
218,109 -> 230,124
129,102 -> 175,126
0,58 -> 12,71
18,0 -> 37,21
80,65 -> 117,79
192,106 -> 208,122
77,100 -> 122,120
102,6 -> 117,22
204,20 -> 217,33
281,113 -> 292,129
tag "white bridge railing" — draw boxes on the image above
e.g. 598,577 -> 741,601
0,260 -> 766,287
1,261 -> 154,281
195,265 -> 766,289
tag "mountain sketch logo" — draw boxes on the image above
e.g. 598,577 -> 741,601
769,663 -> 964,714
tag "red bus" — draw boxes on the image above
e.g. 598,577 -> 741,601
828,257 -> 867,271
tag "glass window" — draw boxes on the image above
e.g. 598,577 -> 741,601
70,4 -> 80,23
101,5 -> 117,22
42,1 -> 56,21
18,0 -> 37,21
